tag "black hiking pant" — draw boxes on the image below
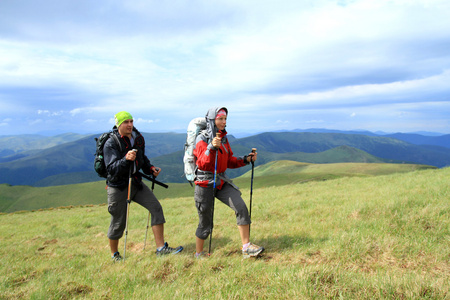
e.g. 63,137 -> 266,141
194,182 -> 251,240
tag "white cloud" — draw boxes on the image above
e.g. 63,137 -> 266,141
135,118 -> 159,124
37,110 -> 63,116
306,120 -> 325,124
82,119 -> 98,124
1,0 -> 450,134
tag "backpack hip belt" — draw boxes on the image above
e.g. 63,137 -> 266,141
196,170 -> 240,191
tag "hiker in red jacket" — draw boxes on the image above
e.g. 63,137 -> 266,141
193,107 -> 264,258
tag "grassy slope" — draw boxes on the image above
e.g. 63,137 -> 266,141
242,160 -> 434,177
0,165 -> 448,299
0,161 -> 436,213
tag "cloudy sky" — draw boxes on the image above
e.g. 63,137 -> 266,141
1,0 -> 449,137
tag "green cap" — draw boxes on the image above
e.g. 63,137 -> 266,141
114,111 -> 133,128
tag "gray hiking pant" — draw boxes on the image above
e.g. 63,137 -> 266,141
195,182 -> 251,240
107,183 -> 165,240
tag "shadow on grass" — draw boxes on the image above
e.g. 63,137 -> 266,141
256,235 -> 329,252
170,235 -> 328,259
175,236 -> 233,255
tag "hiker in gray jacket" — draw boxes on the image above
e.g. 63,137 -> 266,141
104,111 -> 183,261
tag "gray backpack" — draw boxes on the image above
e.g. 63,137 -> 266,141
183,117 -> 207,185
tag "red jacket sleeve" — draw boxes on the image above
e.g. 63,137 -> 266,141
224,142 -> 247,170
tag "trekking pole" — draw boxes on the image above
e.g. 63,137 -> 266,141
143,212 -> 150,251
249,148 -> 256,239
208,132 -> 221,255
123,163 -> 133,261
143,169 -> 158,251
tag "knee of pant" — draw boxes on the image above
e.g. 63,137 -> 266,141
235,206 -> 249,219
235,208 -> 251,225
145,200 -> 163,215
108,202 -> 121,216
196,227 -> 211,240
195,201 -> 212,214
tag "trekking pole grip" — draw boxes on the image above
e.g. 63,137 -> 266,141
251,148 -> 256,165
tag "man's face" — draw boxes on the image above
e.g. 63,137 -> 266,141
118,119 -> 133,136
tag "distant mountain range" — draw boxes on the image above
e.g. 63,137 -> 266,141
277,128 -> 450,148
0,129 -> 449,187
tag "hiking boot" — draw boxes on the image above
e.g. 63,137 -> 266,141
242,243 -> 264,258
156,242 -> 184,256
112,251 -> 123,262
194,251 -> 209,259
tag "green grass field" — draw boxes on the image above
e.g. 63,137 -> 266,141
0,163 -> 448,299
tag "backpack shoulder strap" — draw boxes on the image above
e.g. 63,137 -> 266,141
109,131 -> 122,152
198,129 -> 209,144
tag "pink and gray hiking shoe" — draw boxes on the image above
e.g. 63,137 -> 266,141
194,251 -> 210,259
242,243 -> 264,258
